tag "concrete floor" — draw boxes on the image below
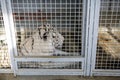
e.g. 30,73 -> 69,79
0,74 -> 120,80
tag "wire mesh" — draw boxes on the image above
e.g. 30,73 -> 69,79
11,0 -> 83,56
0,4 -> 10,69
96,0 -> 120,69
18,61 -> 81,69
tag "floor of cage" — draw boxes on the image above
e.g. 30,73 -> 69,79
0,74 -> 120,80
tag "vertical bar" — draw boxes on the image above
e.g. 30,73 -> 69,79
91,0 -> 101,76
60,0 -> 62,56
82,60 -> 84,71
84,0 -> 90,76
1,0 -> 16,75
6,0 -> 18,56
69,0 -> 71,55
84,0 -> 97,76
81,0 -> 87,57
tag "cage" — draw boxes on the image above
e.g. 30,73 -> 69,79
0,0 -> 120,76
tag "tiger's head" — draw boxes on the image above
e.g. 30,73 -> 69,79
37,23 -> 64,48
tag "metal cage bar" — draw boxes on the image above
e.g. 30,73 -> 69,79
84,0 -> 100,76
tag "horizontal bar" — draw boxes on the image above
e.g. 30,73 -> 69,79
14,57 -> 84,62
93,69 -> 120,72
92,71 -> 120,76
0,69 -> 13,73
16,69 -> 83,75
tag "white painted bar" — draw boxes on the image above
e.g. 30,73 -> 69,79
84,0 -> 91,76
91,0 -> 101,76
92,71 -> 120,76
6,0 -> 18,56
14,57 -> 84,62
93,69 -> 120,72
16,69 -> 83,75
85,0 -> 96,76
81,0 -> 87,57
0,69 -> 13,73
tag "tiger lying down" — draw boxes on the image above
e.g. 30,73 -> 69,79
20,23 -> 70,56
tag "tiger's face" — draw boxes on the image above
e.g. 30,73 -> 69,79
38,23 -> 64,48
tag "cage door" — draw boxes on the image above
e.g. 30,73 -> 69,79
2,0 -> 89,76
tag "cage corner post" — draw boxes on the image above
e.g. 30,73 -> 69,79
84,0 -> 95,76
84,0 -> 100,76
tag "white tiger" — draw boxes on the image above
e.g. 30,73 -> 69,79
19,24 -> 74,68
20,23 -> 64,56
